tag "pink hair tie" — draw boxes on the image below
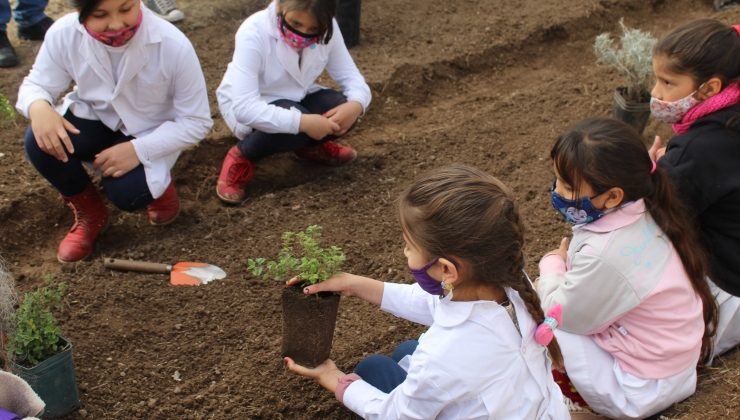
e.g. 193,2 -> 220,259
535,304 -> 562,346
733,25 -> 740,37
650,160 -> 657,174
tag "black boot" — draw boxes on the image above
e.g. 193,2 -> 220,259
0,31 -> 18,68
17,16 -> 54,41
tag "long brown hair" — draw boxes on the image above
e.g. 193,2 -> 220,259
654,19 -> 740,129
551,117 -> 719,363
399,164 -> 563,367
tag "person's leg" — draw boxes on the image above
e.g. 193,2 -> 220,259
24,111 -> 118,196
236,99 -> 314,161
24,111 -> 115,262
354,355 -> 409,393
391,340 -> 419,362
555,330 -> 696,419
0,1 -> 10,32
0,1 -> 18,68
100,165 -> 153,212
14,0 -> 52,41
708,279 -> 740,360
294,89 -> 358,165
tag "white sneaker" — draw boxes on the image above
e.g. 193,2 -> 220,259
145,0 -> 185,23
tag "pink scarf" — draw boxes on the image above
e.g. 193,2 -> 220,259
672,83 -> 740,134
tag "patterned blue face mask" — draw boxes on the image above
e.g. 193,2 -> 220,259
550,179 -> 607,225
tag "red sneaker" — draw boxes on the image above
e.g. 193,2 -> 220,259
147,181 -> 180,225
295,141 -> 357,166
216,146 -> 255,204
57,183 -> 109,263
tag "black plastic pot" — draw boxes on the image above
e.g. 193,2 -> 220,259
612,86 -> 651,133
335,0 -> 361,48
12,337 -> 80,419
281,286 -> 340,367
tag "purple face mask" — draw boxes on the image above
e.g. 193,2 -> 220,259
409,258 -> 443,295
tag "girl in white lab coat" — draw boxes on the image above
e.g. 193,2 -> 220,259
285,165 -> 569,419
17,0 -> 212,263
215,0 -> 371,204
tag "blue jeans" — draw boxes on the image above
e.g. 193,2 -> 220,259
354,340 -> 419,393
0,0 -> 48,32
237,88 -> 348,161
24,111 -> 154,211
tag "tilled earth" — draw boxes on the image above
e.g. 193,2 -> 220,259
0,0 -> 738,418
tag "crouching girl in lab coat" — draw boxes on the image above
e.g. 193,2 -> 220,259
17,0 -> 212,263
215,0 -> 371,204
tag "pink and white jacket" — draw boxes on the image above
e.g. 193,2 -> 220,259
537,200 -> 704,379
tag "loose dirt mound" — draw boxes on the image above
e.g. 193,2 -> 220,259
0,0 -> 737,418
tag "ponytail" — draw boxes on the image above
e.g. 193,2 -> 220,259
509,277 -> 564,369
645,167 -> 718,364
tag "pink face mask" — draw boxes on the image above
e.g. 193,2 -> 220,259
278,14 -> 319,50
650,86 -> 703,124
85,10 -> 143,47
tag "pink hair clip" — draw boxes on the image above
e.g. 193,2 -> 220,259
733,24 -> 740,37
650,160 -> 657,174
535,304 -> 562,346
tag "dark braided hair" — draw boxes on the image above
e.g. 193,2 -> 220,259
399,164 -> 563,367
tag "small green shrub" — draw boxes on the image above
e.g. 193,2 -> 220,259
248,225 -> 345,286
7,280 -> 68,368
0,93 -> 16,127
594,19 -> 657,102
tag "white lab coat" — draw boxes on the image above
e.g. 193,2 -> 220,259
342,283 -> 569,419
16,7 -> 212,198
216,1 -> 371,140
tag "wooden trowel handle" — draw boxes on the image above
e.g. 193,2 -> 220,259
103,258 -> 172,274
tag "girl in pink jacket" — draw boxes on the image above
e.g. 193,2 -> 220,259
538,117 -> 718,419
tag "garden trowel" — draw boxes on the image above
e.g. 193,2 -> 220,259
103,258 -> 226,286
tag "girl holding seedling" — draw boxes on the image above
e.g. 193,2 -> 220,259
285,165 -> 569,419
215,0 -> 371,204
539,118 -> 718,418
649,19 -> 740,360
16,0 -> 212,263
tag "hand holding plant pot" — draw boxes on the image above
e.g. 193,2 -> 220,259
248,225 -> 345,367
594,19 -> 657,133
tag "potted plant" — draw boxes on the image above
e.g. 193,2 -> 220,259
594,19 -> 657,133
7,280 -> 80,418
249,225 -> 345,367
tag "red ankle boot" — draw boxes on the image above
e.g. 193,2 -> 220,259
295,141 -> 357,166
57,183 -> 109,263
216,146 -> 255,204
147,181 -> 180,225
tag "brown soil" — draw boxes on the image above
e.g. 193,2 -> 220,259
0,0 -> 738,418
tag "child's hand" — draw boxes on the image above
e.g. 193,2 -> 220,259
283,357 -> 345,392
299,114 -> 341,140
287,272 -> 355,297
28,100 -> 80,163
649,135 -> 667,162
544,237 -> 570,262
93,141 -> 141,178
324,101 -> 363,136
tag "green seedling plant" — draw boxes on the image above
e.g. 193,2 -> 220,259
594,19 -> 657,102
0,93 -> 16,127
7,279 -> 68,368
248,225 -> 345,286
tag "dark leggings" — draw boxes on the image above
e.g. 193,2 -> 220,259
354,340 -> 419,393
237,88 -> 348,161
24,111 -> 154,211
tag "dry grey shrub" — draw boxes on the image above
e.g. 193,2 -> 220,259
0,257 -> 17,338
594,19 -> 657,102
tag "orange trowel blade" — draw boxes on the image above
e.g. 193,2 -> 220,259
170,262 -> 227,286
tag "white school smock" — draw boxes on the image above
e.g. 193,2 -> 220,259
216,0 -> 371,140
342,283 -> 569,420
16,7 -> 213,198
